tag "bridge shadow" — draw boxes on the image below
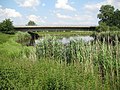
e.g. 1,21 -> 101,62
28,31 -> 39,46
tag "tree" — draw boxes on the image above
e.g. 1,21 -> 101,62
97,5 -> 120,32
27,20 -> 36,26
0,19 -> 14,33
97,5 -> 114,26
112,9 -> 120,28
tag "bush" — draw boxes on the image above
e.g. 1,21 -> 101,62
14,31 -> 31,46
0,19 -> 15,34
96,22 -> 110,32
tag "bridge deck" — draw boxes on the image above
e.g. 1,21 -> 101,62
14,26 -> 96,31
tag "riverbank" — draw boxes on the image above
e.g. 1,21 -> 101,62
0,32 -> 119,90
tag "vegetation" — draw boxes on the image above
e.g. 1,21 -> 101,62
37,31 -> 94,37
27,20 -> 37,26
97,5 -> 120,32
0,32 -> 13,44
0,4 -> 120,90
0,33 -> 119,89
14,31 -> 31,46
0,19 -> 14,34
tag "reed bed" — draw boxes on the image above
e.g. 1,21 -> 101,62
36,35 -> 120,90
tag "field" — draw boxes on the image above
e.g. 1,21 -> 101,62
0,32 -> 120,90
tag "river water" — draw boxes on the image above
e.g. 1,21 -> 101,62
35,36 -> 94,45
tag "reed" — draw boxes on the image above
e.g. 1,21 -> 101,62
36,35 -> 120,89
0,33 -> 119,89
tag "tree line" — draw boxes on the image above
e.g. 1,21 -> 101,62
0,19 -> 36,34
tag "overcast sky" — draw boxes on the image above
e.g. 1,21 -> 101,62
0,0 -> 120,26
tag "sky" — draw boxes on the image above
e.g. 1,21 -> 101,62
0,0 -> 120,26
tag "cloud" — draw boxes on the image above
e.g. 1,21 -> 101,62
15,0 -> 40,8
84,3 -> 102,12
56,13 -> 93,21
106,0 -> 120,9
27,15 -> 45,24
0,6 -> 22,18
84,0 -> 120,13
55,0 -> 76,11
55,12 -> 97,26
56,13 -> 72,19
82,0 -> 120,26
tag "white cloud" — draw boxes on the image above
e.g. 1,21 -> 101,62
106,0 -> 120,9
82,0 -> 120,26
56,13 -> 93,21
55,0 -> 76,11
84,3 -> 102,12
84,0 -> 120,13
15,0 -> 40,8
55,12 -> 97,26
0,6 -> 22,18
56,13 -> 72,19
27,15 -> 45,24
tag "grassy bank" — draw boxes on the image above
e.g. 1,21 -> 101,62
0,32 -> 14,44
0,32 -> 120,90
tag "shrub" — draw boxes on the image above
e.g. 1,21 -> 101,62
14,31 -> 31,46
0,19 -> 15,34
96,22 -> 110,32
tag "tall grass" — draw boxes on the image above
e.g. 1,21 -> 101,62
0,32 -> 13,44
0,33 -> 120,90
36,35 -> 120,90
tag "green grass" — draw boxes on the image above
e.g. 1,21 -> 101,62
0,32 -> 120,90
36,36 -> 120,90
0,58 -> 99,90
0,32 -> 14,44
0,32 -> 36,61
37,31 -> 94,37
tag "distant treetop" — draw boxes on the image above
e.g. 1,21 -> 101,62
26,20 -> 37,26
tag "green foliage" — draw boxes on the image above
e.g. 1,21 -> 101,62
37,31 -> 94,37
0,19 -> 14,34
0,32 -> 13,44
112,9 -> 120,28
109,26 -> 120,31
92,31 -> 120,45
97,5 -> 120,32
0,39 -> 36,60
98,5 -> 115,26
96,22 -> 109,32
27,20 -> 36,26
0,58 -> 98,90
0,33 -> 119,89
14,31 -> 31,46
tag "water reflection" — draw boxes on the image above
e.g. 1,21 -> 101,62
35,36 -> 94,45
59,36 -> 94,44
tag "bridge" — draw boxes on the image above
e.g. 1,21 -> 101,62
14,26 -> 96,32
